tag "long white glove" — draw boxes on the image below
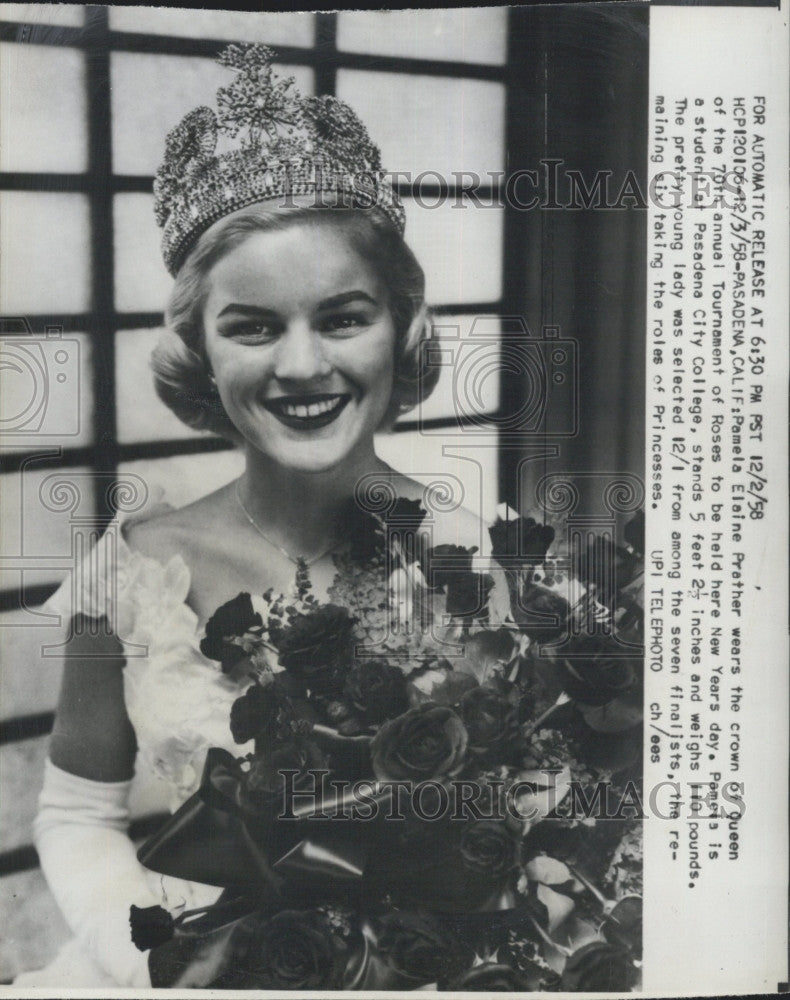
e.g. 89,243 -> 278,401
33,759 -> 159,988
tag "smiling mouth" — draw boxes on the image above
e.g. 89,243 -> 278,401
262,393 -> 351,429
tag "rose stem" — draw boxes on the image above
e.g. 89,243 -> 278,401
520,692 -> 571,739
566,865 -> 614,912
528,916 -> 572,958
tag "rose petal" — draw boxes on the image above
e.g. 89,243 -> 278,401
536,883 -> 575,933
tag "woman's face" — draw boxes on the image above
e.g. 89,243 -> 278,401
202,221 -> 396,474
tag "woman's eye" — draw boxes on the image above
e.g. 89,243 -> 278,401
231,322 -> 277,341
321,314 -> 366,333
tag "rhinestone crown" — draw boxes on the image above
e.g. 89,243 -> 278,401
154,43 -> 406,275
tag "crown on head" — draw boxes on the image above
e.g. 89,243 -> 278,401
154,43 -> 406,275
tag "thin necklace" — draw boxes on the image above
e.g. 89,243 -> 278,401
235,482 -> 339,568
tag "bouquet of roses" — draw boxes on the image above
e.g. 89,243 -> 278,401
130,500 -> 644,991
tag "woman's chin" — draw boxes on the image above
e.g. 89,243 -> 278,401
279,455 -> 350,475
244,437 -> 362,475
241,410 -> 381,474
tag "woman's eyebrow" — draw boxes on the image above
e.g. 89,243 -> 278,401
316,290 -> 378,310
216,303 -> 278,319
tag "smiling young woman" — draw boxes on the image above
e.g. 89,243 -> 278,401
16,45 -> 487,988
127,204 -> 446,617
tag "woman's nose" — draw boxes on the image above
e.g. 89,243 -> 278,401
272,323 -> 331,382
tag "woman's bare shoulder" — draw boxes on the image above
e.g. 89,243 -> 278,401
386,471 -> 490,552
123,486 -> 234,564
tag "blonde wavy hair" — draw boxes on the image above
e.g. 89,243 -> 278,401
151,204 -> 440,441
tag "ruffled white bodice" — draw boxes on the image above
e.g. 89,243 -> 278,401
47,513 -> 252,812
46,500 -> 511,815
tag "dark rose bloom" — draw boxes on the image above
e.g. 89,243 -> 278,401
560,941 -> 639,991
422,545 -> 494,620
343,658 -> 409,724
557,634 -> 640,706
325,699 -> 351,724
465,627 -> 517,665
445,962 -> 536,991
334,502 -> 383,563
577,533 -> 642,606
489,515 -> 555,566
230,682 -> 280,744
423,544 -> 475,590
372,799 -> 517,913
381,496 -> 427,530
602,895 -> 642,956
457,685 -> 519,759
273,605 -> 356,696
370,703 -> 468,781
200,592 -> 262,672
624,509 -> 644,556
244,910 -> 344,989
377,911 -> 468,984
459,819 -> 518,878
244,737 -> 327,813
447,571 -> 495,620
513,579 -> 570,643
335,497 -> 425,564
129,904 -> 174,951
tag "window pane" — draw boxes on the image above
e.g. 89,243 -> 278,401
0,736 -> 48,850
337,9 -> 507,65
0,43 -> 87,172
111,52 -> 314,176
116,327 -> 206,444
0,777 -> 165,977
0,466 -> 94,572
412,315 -> 501,424
0,868 -> 70,979
404,197 -> 503,305
0,3 -> 84,27
114,193 -> 171,314
0,730 -> 167,862
109,7 -> 314,46
375,428 -> 498,524
0,610 -> 63,718
0,193 -> 90,313
336,70 -> 505,181
0,331 -> 93,448
118,451 -> 244,512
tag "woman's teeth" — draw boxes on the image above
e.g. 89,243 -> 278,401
264,394 -> 350,426
282,397 -> 341,418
